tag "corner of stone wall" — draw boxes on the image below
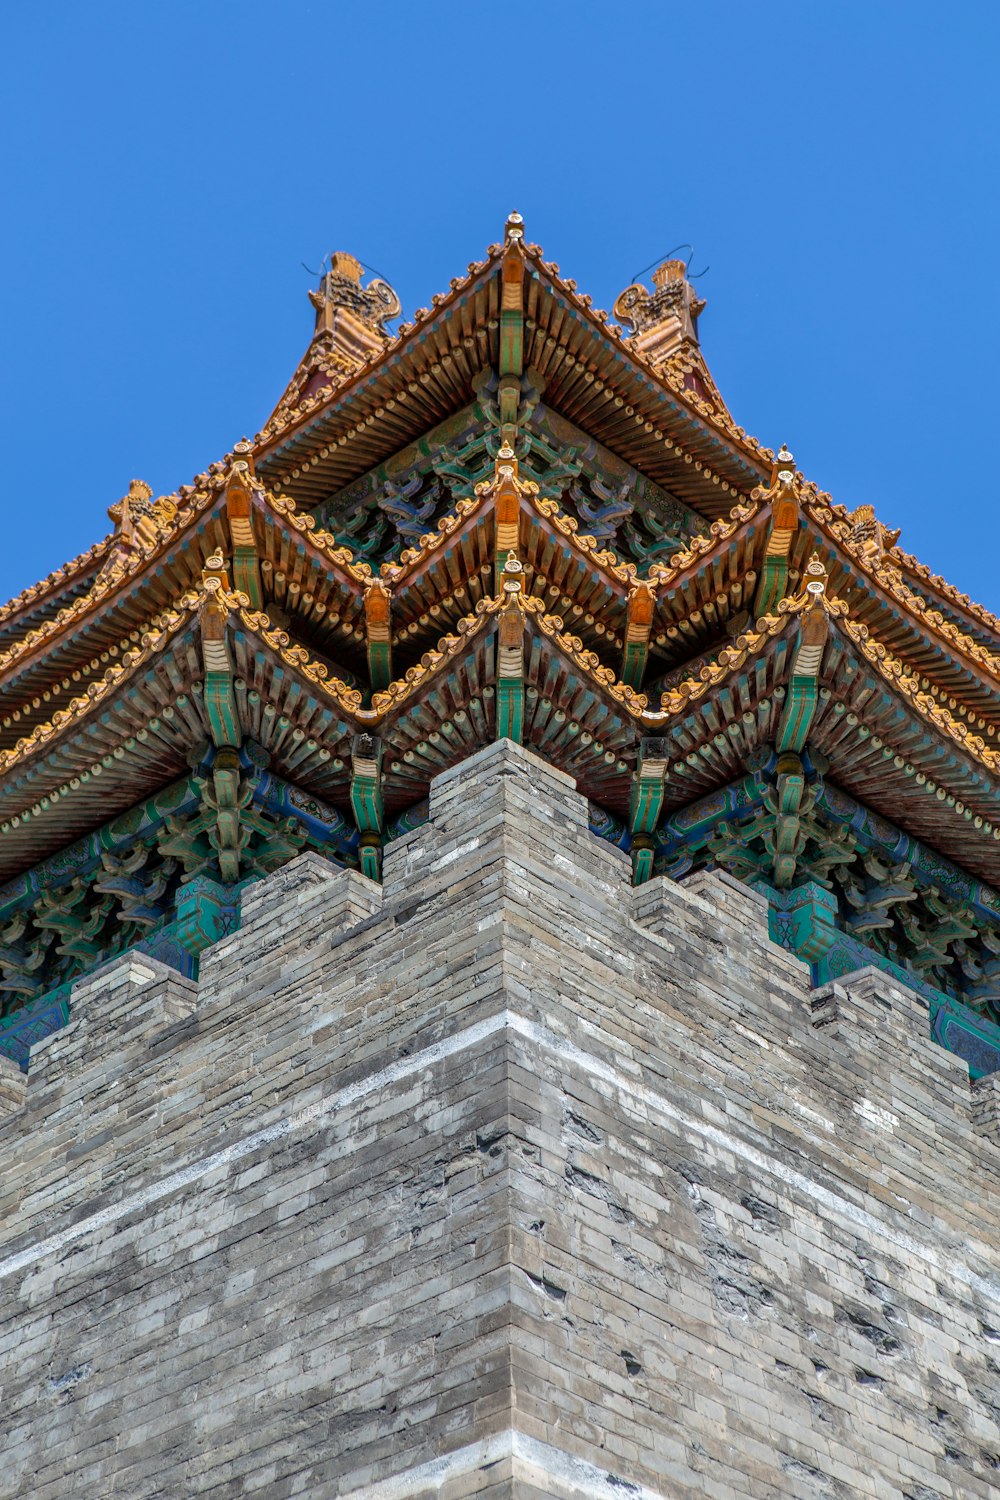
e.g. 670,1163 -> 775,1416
24,953 -> 196,1108
384,737 -> 630,901
428,737 -> 584,827
971,1069 -> 1000,1143
199,850 -> 383,1005
810,966 -> 978,1157
0,1053 -> 27,1117
631,865 -> 812,999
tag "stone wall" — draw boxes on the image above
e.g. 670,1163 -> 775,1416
0,738 -> 998,1498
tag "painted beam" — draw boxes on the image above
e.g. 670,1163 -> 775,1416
753,449 -> 799,618
199,556 -> 240,749
226,447 -> 263,609
775,558 -> 830,757
350,732 -> 384,880
364,580 -> 393,692
494,442 -> 522,589
629,737 -> 670,884
496,554 -> 526,744
499,212 -> 525,443
622,583 -> 655,689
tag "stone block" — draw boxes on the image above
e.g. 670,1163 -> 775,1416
0,745 -> 997,1499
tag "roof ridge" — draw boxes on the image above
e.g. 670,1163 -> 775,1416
837,610 -> 1000,778
804,494 -> 1000,684
0,588 -> 204,779
253,249 -> 504,451
0,485 -> 224,689
895,544 -> 1000,639
0,535 -> 112,628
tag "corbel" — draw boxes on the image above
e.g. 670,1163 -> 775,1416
753,447 -> 800,617
204,746 -> 245,883
226,445 -> 263,609
496,553 -> 526,744
622,582 -> 656,689
175,875 -> 232,959
629,737 -> 669,884
785,881 -> 839,963
364,579 -> 393,692
350,732 -> 384,881
766,752 -> 807,889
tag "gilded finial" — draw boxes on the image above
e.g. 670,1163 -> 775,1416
102,478 -> 176,566
505,211 -> 524,243
107,479 -> 153,527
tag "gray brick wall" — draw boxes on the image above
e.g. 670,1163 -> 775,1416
0,738 -> 998,1498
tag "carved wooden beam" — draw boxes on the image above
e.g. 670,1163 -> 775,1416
753,449 -> 799,617
629,737 -> 669,884
496,554 -> 525,744
622,582 -> 655,689
226,445 -> 263,609
364,580 -> 393,692
350,733 -> 384,880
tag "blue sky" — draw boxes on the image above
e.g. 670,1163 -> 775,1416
3,0 -> 998,610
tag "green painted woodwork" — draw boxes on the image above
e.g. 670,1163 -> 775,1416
350,734 -> 384,880
785,882 -> 838,962
631,835 -> 656,886
204,672 -> 241,749
357,832 -> 381,882
770,762 -> 807,889
367,640 -> 392,693
499,374 -> 520,431
496,678 -> 524,744
622,641 -> 648,690
232,548 -> 263,609
176,877 -> 234,958
753,556 -> 788,618
776,677 -> 818,755
629,739 -> 669,886
349,777 -> 383,831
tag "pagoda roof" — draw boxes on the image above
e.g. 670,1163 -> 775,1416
0,535 -> 111,653
1,217 -> 999,905
252,231 -> 770,522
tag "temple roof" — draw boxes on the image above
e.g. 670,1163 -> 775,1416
1,216 -> 998,901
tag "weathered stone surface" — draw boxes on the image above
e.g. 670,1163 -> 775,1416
0,738 -> 998,1497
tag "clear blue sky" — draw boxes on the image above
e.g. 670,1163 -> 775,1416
3,1 -> 998,610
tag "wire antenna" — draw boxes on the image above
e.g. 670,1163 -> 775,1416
630,245 -> 710,282
300,254 -> 392,283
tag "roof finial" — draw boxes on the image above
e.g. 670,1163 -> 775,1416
307,252 -> 402,369
612,255 -> 705,365
505,211 -> 524,243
